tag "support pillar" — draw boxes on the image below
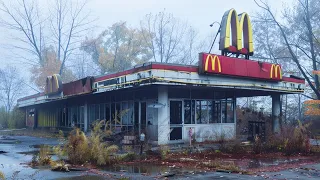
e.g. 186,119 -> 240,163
158,86 -> 169,145
272,94 -> 281,133
84,103 -> 88,132
233,96 -> 237,138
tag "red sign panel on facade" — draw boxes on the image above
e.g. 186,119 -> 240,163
199,53 -> 282,81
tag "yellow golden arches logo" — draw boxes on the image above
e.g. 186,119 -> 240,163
45,74 -> 62,94
219,9 -> 254,54
204,54 -> 221,72
52,74 -> 61,91
46,76 -> 52,93
270,64 -> 282,79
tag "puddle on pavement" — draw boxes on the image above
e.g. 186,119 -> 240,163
18,150 -> 40,155
100,164 -> 200,176
101,164 -> 169,174
0,140 -> 21,144
237,158 -> 306,169
29,144 -> 49,148
0,136 -> 17,141
56,175 -> 106,180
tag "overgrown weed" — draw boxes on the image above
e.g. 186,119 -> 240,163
0,171 -> 4,180
52,120 -> 119,166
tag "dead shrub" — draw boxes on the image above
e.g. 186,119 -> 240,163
221,140 -> 247,154
215,131 -> 228,150
89,120 -> 119,165
65,128 -> 90,164
202,160 -> 240,172
38,145 -> 52,165
53,120 -> 119,166
0,171 -> 4,180
262,121 -> 311,155
159,145 -> 170,160
119,152 -> 136,162
253,135 -> 263,154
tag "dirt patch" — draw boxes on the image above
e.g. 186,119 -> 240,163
117,151 -> 320,174
0,150 -> 7,154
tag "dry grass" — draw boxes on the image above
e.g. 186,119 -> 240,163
202,159 -> 240,172
38,145 -> 52,165
0,171 -> 5,180
53,121 -> 119,166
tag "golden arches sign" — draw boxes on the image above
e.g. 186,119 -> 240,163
45,74 -> 62,94
270,64 -> 282,79
219,9 -> 254,55
204,54 -> 221,72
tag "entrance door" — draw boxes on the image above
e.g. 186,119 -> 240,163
170,100 -> 183,140
134,102 -> 147,135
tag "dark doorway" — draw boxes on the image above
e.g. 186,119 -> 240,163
134,102 -> 147,135
140,102 -> 147,134
170,100 -> 183,140
134,102 -> 139,132
248,121 -> 266,141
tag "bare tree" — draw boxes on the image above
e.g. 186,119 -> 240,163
0,0 -> 44,66
141,11 -> 200,64
0,0 -> 94,87
0,66 -> 24,112
71,51 -> 100,79
254,0 -> 320,99
49,0 -> 94,76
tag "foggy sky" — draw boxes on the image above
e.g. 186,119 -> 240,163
0,0 -> 292,90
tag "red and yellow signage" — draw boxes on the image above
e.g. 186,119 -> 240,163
219,9 -> 254,55
204,54 -> 221,73
199,53 -> 282,81
270,64 -> 282,79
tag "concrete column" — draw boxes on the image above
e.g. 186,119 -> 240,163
233,96 -> 237,137
25,108 -> 28,128
84,103 -> 88,132
272,94 -> 281,133
158,86 -> 169,145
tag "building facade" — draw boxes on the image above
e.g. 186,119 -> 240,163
18,53 -> 305,145
18,9 -> 305,145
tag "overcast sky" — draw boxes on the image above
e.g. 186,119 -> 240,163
0,0 -> 292,66
86,0 -> 293,37
0,0 -> 293,95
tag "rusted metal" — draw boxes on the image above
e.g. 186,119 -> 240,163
63,77 -> 93,96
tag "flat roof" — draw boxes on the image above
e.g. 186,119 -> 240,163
18,59 -> 305,107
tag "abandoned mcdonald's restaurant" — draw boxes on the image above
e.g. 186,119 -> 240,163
17,9 -> 305,145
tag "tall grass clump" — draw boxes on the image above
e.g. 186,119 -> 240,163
65,128 -> 90,164
0,171 -> 5,180
38,145 -> 52,165
53,120 -> 119,166
89,120 -> 119,165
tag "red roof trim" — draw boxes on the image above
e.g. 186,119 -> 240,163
151,64 -> 198,72
94,64 -> 153,82
282,77 -> 305,84
17,92 -> 45,102
94,62 -> 305,84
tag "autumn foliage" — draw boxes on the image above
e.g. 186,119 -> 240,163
304,100 -> 320,116
31,47 -> 75,90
